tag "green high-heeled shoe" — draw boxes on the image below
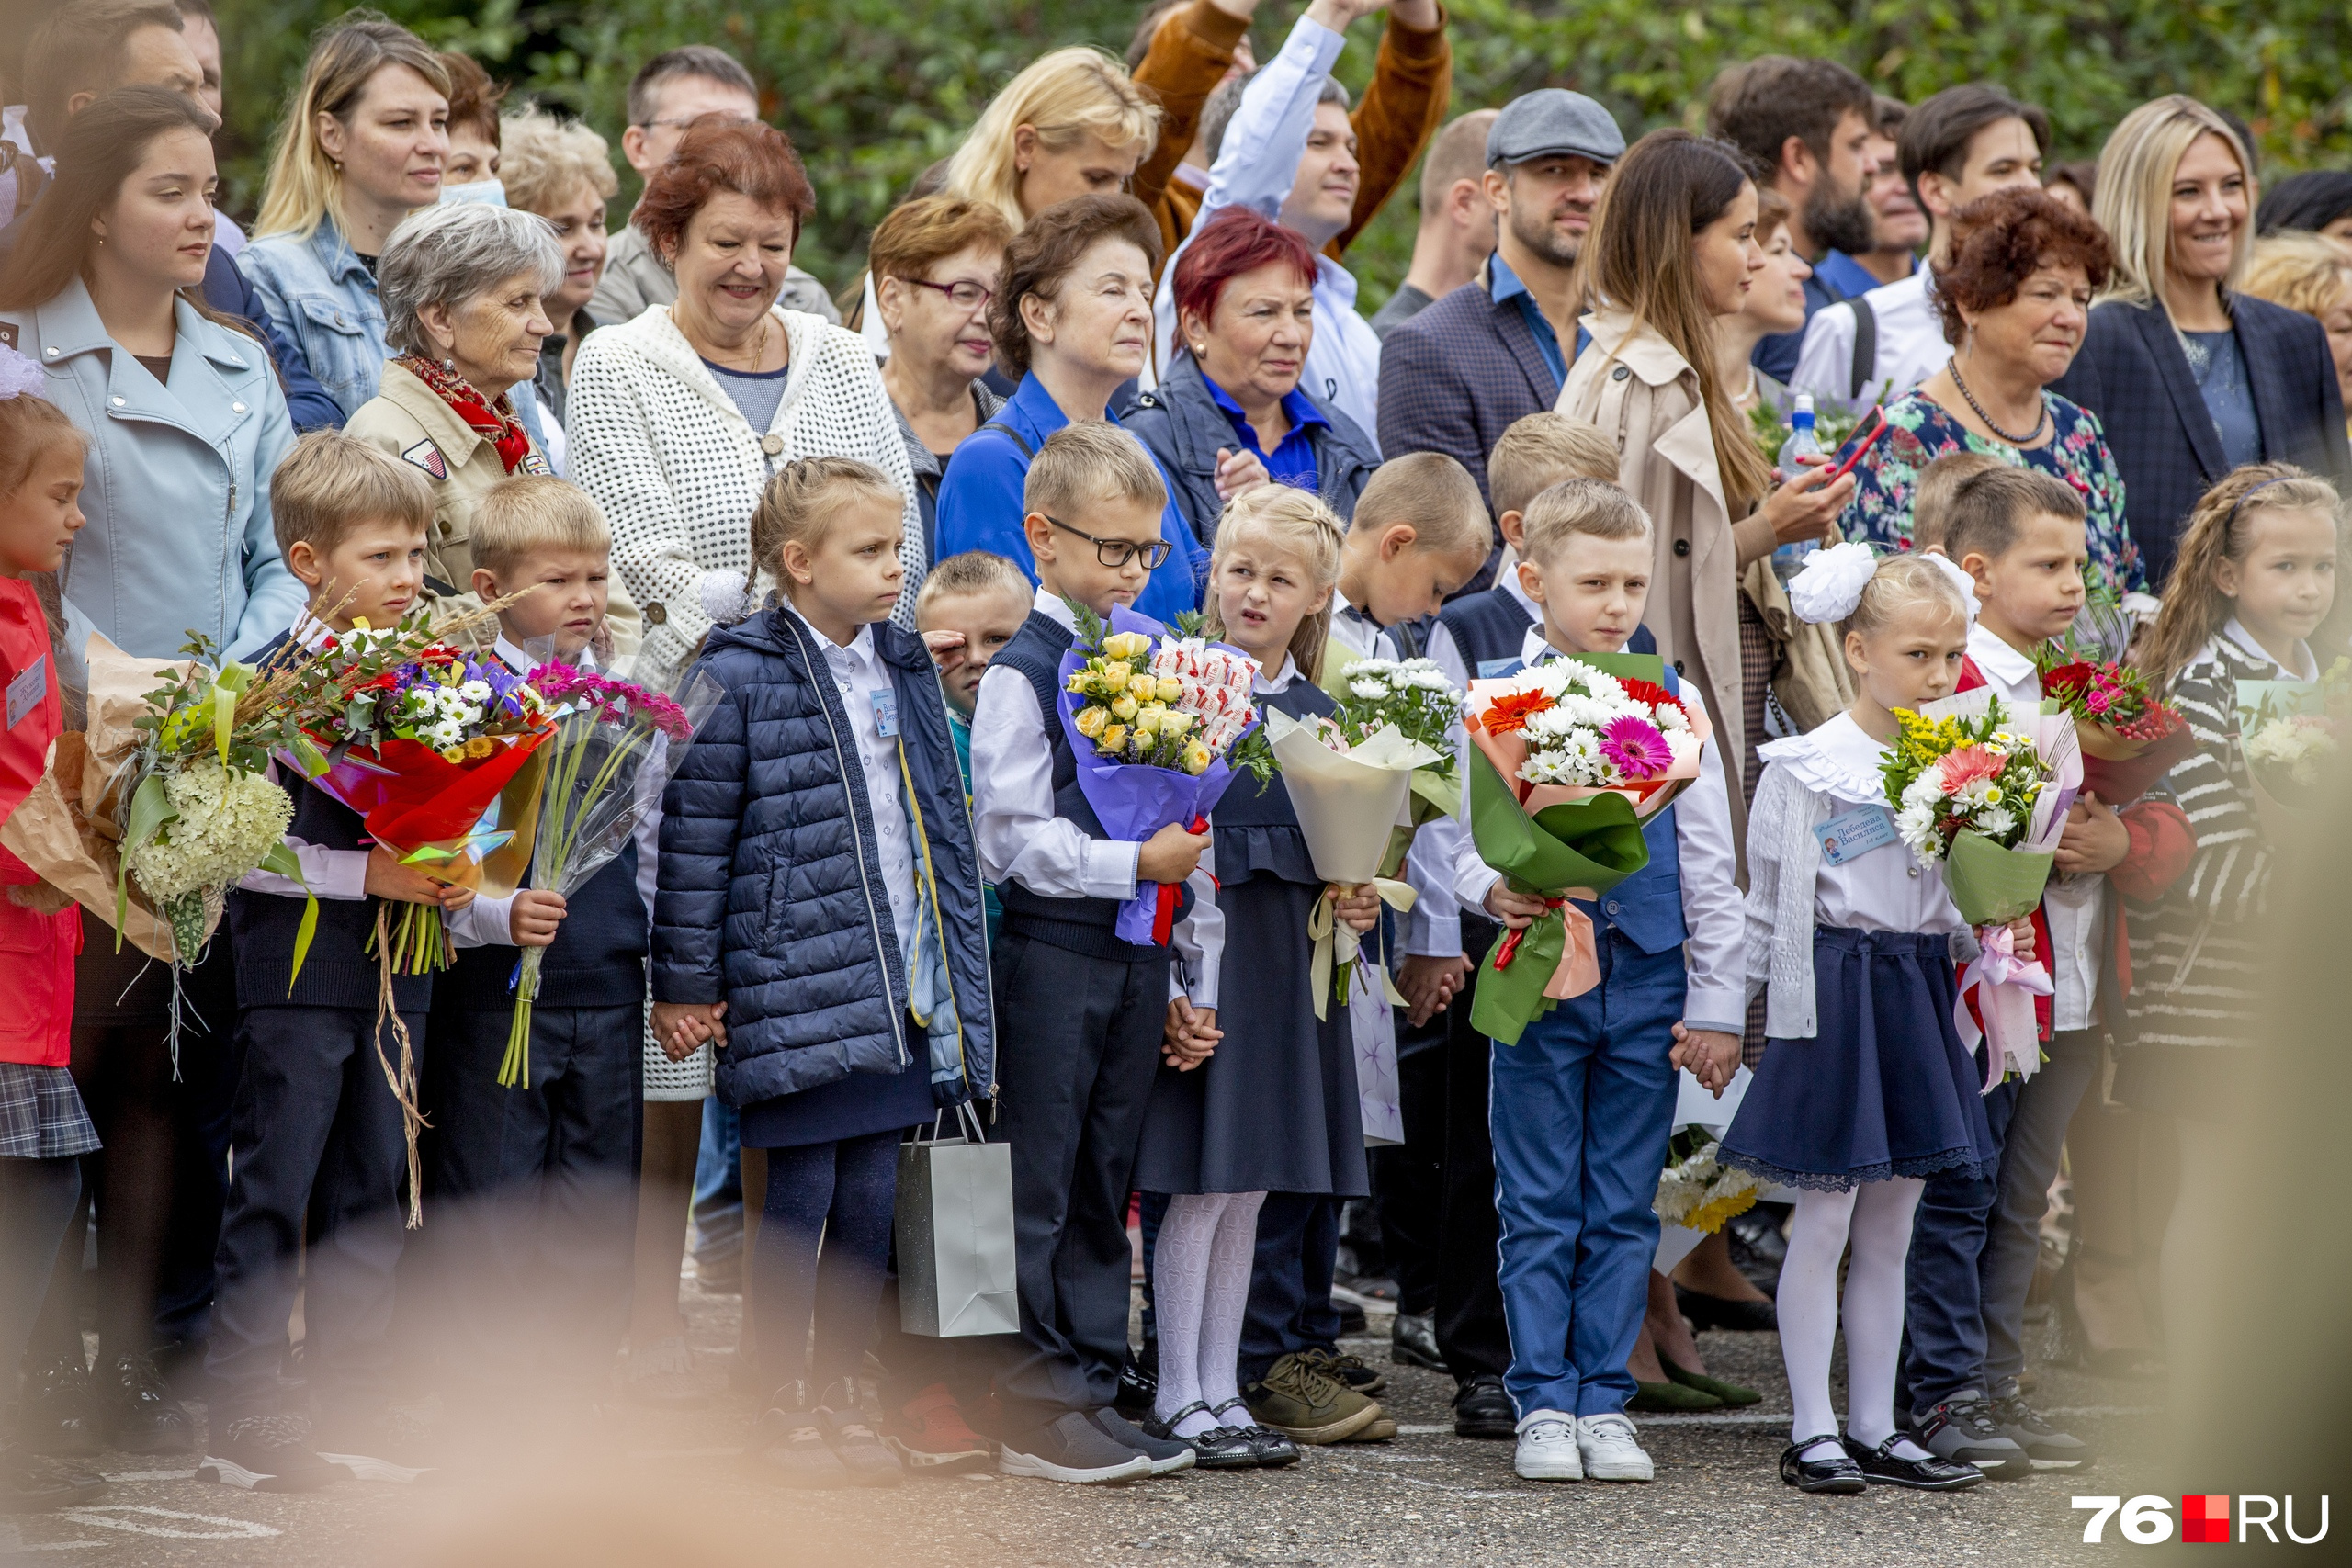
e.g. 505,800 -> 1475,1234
1628,1378 -> 1723,1413
1658,1354 -> 1762,1407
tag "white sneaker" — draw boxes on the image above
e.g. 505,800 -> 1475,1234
1512,1409 -> 1583,1482
1576,1412 -> 1654,1482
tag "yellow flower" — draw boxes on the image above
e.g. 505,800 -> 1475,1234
440,745 -> 467,763
1156,677 -> 1183,703
1102,631 -> 1153,660
465,736 -> 495,760
1110,694 -> 1139,722
1132,705 -> 1161,734
1074,705 -> 1109,739
1099,663 -> 1130,694
1159,711 -> 1194,737
1181,740 -> 1213,775
1099,724 -> 1128,753
1066,671 -> 1092,694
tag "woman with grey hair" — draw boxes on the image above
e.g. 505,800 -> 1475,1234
345,199 -> 565,595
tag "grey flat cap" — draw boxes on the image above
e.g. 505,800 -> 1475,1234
1487,89 -> 1626,167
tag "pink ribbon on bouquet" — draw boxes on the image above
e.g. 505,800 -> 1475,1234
1952,922 -> 2052,1094
1488,891 -> 1603,1002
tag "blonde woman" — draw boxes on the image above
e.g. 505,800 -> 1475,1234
2242,232 -> 2352,445
236,17 -> 450,416
2050,95 -> 2349,587
499,104 -> 622,428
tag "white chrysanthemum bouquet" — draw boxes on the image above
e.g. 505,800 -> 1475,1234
1654,1129 -> 1760,1235
1483,660 -> 1704,789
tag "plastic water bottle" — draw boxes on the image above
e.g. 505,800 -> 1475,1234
1771,394 -> 1824,582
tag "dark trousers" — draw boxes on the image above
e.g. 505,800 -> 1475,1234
988,933 -> 1166,1431
421,1003 -> 642,1395
1900,1075 -> 2020,1415
754,1130 -> 899,1396
1982,1027 -> 2099,1392
1436,933 -> 1512,1382
1371,1021 -> 1446,1315
3,1155 -> 81,1382
206,1005 -> 421,1426
1238,1193 -> 1340,1384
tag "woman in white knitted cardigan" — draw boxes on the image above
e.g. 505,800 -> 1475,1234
568,119 -> 922,697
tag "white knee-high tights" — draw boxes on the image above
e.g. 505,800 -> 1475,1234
1153,1191 -> 1266,1438
1777,1178 -> 1925,1459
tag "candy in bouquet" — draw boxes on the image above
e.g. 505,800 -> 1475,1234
1882,690 -> 2081,1088
1461,650 -> 1712,1046
2033,644 -> 2194,804
1317,653 -> 1466,875
1059,602 -> 1267,944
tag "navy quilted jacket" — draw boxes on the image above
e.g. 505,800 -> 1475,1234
652,606 -> 995,1109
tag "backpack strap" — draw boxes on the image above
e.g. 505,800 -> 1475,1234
1848,297 -> 1878,402
980,421 -> 1034,459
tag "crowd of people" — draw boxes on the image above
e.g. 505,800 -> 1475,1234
0,0 -> 2342,1512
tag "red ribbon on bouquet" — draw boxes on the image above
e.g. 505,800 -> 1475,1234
1149,815 -> 1211,945
1489,896 -> 1568,971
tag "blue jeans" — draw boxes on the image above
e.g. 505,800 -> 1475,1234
1488,931 -> 1681,1419
691,1099 -> 743,1269
1901,1077 -> 2020,1414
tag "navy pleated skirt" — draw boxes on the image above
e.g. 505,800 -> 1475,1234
1718,927 -> 1995,1191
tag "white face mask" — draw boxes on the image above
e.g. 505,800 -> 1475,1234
441,179 -> 507,208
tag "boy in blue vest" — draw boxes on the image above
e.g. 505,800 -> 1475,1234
970,423 -> 1220,1483
1450,479 -> 1745,1483
1409,412 -> 1626,1438
201,434 -> 473,1492
420,476 -> 646,1424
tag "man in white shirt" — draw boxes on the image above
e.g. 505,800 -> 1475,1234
1792,85 -> 2050,406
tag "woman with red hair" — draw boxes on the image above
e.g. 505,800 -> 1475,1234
1125,206 -> 1379,546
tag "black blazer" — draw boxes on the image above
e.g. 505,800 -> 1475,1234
2050,294 -> 2349,591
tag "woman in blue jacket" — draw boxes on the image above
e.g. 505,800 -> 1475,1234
650,457 -> 995,1488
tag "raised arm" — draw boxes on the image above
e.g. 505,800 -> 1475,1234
1333,0 -> 1450,256
1130,0 -> 1260,228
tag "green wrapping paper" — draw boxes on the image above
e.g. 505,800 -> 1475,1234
1464,746 -> 1652,1045
1944,829 -> 2056,926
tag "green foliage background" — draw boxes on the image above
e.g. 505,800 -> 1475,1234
211,0 -> 2352,313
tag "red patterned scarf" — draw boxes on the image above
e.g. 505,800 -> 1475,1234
396,354 -> 534,474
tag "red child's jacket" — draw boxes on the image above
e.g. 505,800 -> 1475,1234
0,576 -> 78,1066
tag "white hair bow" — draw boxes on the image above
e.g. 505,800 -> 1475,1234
1786,541 -> 1881,625
1920,550 -> 1982,626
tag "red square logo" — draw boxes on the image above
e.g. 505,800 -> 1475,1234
2182,1495 -> 2231,1543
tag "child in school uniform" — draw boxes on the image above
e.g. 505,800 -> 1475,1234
1453,479 -> 1746,1484
0,367 -> 102,1512
1718,550 -> 2011,1495
970,423 -> 1220,1484
651,457 -> 995,1490
416,476 -> 643,1416
1131,488 -> 1383,1466
1899,467 -> 2109,1477
2119,463 -> 2340,1390
1411,415 -> 1625,1438
202,434 -> 473,1492
914,550 -> 1033,949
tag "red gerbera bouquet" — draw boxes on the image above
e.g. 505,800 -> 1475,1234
2032,647 -> 2196,804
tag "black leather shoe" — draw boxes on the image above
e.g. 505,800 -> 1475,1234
1206,1399 -> 1300,1468
1843,1432 -> 1985,1491
1142,1404 -> 1259,1471
1779,1435 -> 1866,1494
1390,1311 -> 1442,1371
1672,1283 -> 1777,1332
1114,1353 -> 1158,1416
19,1359 -> 101,1457
1452,1374 -> 1516,1439
107,1352 -> 197,1455
1335,1300 -> 1368,1336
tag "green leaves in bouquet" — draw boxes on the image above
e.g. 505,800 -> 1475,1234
1063,597 -> 1110,655
1227,724 -> 1276,785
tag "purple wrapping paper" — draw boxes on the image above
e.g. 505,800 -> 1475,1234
1054,604 -> 1253,945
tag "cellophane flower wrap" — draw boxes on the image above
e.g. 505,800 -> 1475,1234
1881,690 -> 2081,1088
2235,659 -> 2350,829
497,662 -> 718,1087
1319,654 -> 1467,876
2031,644 -> 2194,804
1654,1127 -> 1760,1235
1461,650 -> 1711,1046
1058,602 -> 1264,945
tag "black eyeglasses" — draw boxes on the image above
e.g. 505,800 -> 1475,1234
1046,515 -> 1170,570
899,276 -> 995,311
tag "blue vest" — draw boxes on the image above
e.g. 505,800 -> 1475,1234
1488,651 -> 1688,956
992,611 -> 1190,960
1441,588 -> 1657,678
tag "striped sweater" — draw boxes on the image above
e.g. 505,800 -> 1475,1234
2121,637 -> 2275,1050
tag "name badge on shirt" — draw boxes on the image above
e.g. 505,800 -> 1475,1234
6,653 -> 46,729
1815,804 -> 1898,866
869,686 -> 899,739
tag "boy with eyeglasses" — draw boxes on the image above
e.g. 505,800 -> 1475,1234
969,422 -> 1222,1483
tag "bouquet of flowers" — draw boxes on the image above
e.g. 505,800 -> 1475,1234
2236,659 -> 2350,826
1881,691 -> 2081,1086
2032,646 -> 2195,804
1059,603 -> 1265,944
1654,1128 -> 1760,1236
1322,655 -> 1466,875
497,663 -> 712,1087
1461,651 -> 1710,1045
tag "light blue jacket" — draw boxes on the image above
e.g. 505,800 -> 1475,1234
2,278 -> 303,660
239,212 -> 550,441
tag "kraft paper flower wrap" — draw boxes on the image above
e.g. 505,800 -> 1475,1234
1056,604 -> 1263,946
1261,707 -> 1440,1020
1462,650 -> 1712,1046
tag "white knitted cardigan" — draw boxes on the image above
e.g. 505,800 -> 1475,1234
567,304 -> 924,693
1746,729 -> 1975,1039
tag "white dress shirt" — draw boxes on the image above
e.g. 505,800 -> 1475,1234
1967,621 -> 2102,1030
1766,714 -> 1968,936
970,588 -> 1224,1004
1446,626 -> 1749,1033
2221,616 -> 2317,680
1791,267 -> 1950,407
1150,13 -> 1385,445
788,607 -> 921,964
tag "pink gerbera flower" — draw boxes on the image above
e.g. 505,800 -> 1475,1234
1600,715 -> 1673,780
1937,744 -> 2006,794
